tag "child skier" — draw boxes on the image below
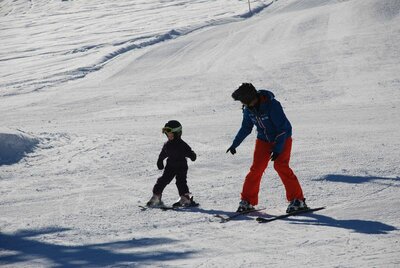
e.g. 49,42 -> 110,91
146,120 -> 198,207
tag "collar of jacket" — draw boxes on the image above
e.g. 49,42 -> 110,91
247,95 -> 270,113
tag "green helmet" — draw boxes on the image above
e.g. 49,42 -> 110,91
162,120 -> 182,138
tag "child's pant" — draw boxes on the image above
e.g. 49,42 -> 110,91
153,165 -> 189,197
241,137 -> 304,205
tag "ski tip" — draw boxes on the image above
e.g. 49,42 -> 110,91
309,206 -> 326,211
138,205 -> 148,211
255,217 -> 270,223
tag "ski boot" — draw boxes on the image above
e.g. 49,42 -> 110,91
286,198 -> 308,213
173,193 -> 199,207
236,200 -> 255,212
146,194 -> 164,207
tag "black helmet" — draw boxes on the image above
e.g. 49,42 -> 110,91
231,83 -> 258,105
162,120 -> 182,138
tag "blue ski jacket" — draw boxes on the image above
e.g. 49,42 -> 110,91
231,90 -> 292,153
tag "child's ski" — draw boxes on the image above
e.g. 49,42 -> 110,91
139,203 -> 200,211
138,205 -> 176,211
256,206 -> 325,223
172,202 -> 200,209
214,207 -> 266,223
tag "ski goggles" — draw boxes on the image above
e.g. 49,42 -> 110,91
162,126 -> 182,134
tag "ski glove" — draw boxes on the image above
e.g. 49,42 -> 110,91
157,159 -> 164,170
189,152 -> 197,162
226,147 -> 236,155
270,152 -> 280,161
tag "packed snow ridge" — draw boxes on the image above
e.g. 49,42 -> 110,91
0,129 -> 39,165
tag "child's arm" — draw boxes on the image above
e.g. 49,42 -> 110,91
189,150 -> 196,161
157,144 -> 167,170
184,143 -> 196,161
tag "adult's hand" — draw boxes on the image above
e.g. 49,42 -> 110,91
226,147 -> 236,155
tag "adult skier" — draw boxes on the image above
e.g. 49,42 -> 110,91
227,83 -> 308,213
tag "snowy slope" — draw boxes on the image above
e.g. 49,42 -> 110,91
1,0 -> 399,267
0,0 -> 270,96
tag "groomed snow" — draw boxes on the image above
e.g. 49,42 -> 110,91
1,0 -> 399,267
0,0 -> 271,96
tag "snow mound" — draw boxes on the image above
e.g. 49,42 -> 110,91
0,129 -> 39,165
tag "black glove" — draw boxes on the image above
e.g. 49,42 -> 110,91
226,147 -> 236,155
157,159 -> 164,170
190,152 -> 197,162
270,152 -> 280,161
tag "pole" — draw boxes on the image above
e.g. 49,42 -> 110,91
248,0 -> 252,14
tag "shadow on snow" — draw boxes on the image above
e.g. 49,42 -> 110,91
0,227 -> 195,267
315,174 -> 399,186
285,213 -> 397,235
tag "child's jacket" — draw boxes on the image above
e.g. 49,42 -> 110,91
158,138 -> 196,168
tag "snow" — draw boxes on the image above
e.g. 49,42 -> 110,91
0,129 -> 39,166
0,0 -> 271,96
1,0 -> 399,267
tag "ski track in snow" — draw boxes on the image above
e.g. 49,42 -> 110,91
0,0 -> 272,97
1,0 -> 400,267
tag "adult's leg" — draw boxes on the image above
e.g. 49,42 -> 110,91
273,137 -> 304,201
241,139 -> 272,205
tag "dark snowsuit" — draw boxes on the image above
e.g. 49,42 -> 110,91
153,137 -> 196,196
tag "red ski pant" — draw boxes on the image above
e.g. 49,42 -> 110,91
241,137 -> 304,206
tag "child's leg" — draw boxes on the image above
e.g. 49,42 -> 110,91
175,166 -> 189,196
153,165 -> 176,195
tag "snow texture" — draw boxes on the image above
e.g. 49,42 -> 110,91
0,0 -> 399,267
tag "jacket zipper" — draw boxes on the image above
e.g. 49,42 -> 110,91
255,115 -> 270,142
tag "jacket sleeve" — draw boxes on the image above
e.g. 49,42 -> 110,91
158,144 -> 168,162
269,100 -> 290,153
231,109 -> 254,149
157,144 -> 167,169
184,143 -> 196,161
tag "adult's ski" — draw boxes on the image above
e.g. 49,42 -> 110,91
215,207 -> 266,223
256,206 -> 325,223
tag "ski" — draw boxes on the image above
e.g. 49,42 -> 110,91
256,206 -> 325,223
214,207 -> 266,223
173,202 -> 200,209
139,203 -> 200,211
139,205 -> 176,211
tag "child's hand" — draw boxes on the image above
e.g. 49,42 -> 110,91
190,152 -> 197,162
157,159 -> 164,170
